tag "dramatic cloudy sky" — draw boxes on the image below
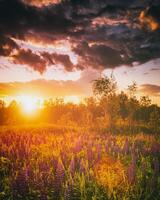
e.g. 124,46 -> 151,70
0,0 -> 160,103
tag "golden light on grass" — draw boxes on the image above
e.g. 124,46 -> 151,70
94,156 -> 126,192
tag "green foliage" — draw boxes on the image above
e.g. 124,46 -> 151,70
0,76 -> 160,134
93,75 -> 117,98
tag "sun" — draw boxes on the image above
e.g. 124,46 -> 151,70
18,95 -> 39,114
22,99 -> 37,113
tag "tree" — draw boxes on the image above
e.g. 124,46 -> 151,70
92,74 -> 118,133
149,105 -> 160,133
118,91 -> 129,122
127,82 -> 139,132
7,100 -> 20,124
127,81 -> 137,99
140,96 -> 151,107
0,100 -> 6,125
93,74 -> 117,98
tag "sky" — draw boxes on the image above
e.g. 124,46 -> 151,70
0,0 -> 160,104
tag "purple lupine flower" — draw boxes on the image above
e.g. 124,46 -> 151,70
56,160 -> 65,181
87,148 -> 93,166
54,159 -> 65,198
151,142 -> 160,156
141,160 -> 147,186
64,182 -> 73,200
122,139 -> 129,155
40,191 -> 48,200
105,143 -> 109,153
127,153 -> 136,184
74,139 -> 82,153
141,160 -> 147,175
150,157 -> 160,190
153,158 -> 159,175
39,161 -> 50,173
96,144 -> 102,161
79,159 -> 86,174
12,170 -> 29,199
127,163 -> 136,184
112,144 -> 121,157
132,152 -> 137,164
61,151 -> 67,166
150,158 -> 159,193
69,157 -> 75,177
24,164 -> 32,179
51,156 -> 58,169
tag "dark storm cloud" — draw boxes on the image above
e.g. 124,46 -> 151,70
0,36 -> 18,56
0,0 -> 160,73
140,84 -> 160,96
12,49 -> 47,74
41,52 -> 75,72
74,42 -> 123,69
11,49 -> 79,73
0,0 -> 75,36
0,0 -> 77,72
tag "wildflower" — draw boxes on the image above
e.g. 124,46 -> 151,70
69,156 -> 75,177
94,156 -> 126,191
127,153 -> 136,184
64,182 -> 73,200
150,142 -> 160,156
96,144 -> 102,161
153,158 -> 159,175
54,159 -> 65,198
122,139 -> 129,155
79,159 -> 86,174
12,170 -> 29,198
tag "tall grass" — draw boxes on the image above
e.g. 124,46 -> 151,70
0,126 -> 160,200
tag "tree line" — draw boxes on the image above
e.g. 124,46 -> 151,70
0,75 -> 160,134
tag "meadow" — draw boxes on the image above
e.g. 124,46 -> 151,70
0,125 -> 160,200
0,0 -> 160,199
0,77 -> 160,200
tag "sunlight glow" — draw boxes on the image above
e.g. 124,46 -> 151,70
18,95 -> 41,114
64,95 -> 81,104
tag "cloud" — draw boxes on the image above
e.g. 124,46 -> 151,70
0,0 -> 75,36
150,68 -> 160,71
139,4 -> 160,31
12,49 -> 47,74
140,84 -> 160,96
74,43 -> 123,69
0,0 -> 160,73
41,52 -> 76,72
0,36 -> 18,56
10,48 -> 80,73
23,0 -> 60,7
0,79 -> 84,97
143,72 -> 149,75
0,69 -> 98,98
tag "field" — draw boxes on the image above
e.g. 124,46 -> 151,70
0,125 -> 160,200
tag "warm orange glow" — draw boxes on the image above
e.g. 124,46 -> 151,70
64,95 -> 81,104
18,95 -> 41,114
139,10 -> 159,31
23,0 -> 60,7
94,156 -> 126,191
